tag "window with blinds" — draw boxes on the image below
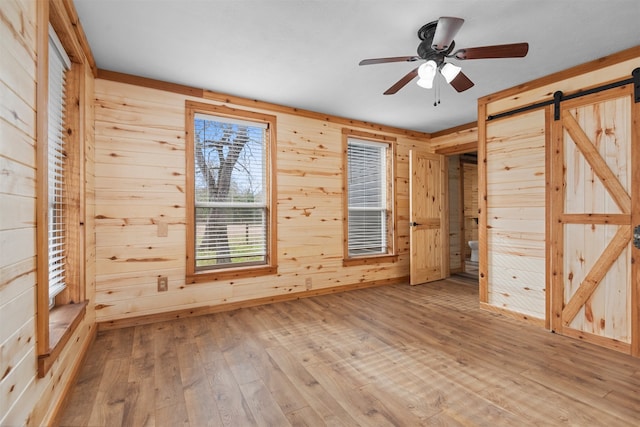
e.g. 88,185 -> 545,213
48,26 -> 71,307
347,138 -> 388,256
193,113 -> 268,270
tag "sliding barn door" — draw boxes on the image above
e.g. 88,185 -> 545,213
551,85 -> 638,354
409,150 -> 447,285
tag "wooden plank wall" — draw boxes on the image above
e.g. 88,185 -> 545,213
447,156 -> 462,272
478,46 -> 640,327
484,110 -> 547,321
93,78 -> 430,324
430,122 -> 478,155
0,0 -> 96,425
0,1 -> 39,422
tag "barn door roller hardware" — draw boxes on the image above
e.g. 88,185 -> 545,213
634,225 -> 640,250
553,91 -> 563,121
487,68 -> 640,122
634,68 -> 640,103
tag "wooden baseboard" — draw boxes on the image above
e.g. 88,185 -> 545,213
46,322 -> 97,427
479,302 -> 546,328
98,276 -> 410,331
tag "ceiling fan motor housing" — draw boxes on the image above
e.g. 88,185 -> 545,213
417,21 -> 438,41
418,40 -> 452,63
417,21 -> 454,63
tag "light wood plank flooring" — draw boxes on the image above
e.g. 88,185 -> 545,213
59,278 -> 640,426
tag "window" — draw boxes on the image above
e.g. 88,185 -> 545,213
343,129 -> 397,265
348,140 -> 387,255
36,5 -> 88,378
47,25 -> 71,308
186,101 -> 277,282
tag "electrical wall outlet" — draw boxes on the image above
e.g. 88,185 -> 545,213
157,276 -> 168,292
305,277 -> 312,290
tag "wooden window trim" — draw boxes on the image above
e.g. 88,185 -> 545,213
37,301 -> 87,377
343,254 -> 399,267
342,128 -> 398,265
36,0 -> 88,378
185,101 -> 278,283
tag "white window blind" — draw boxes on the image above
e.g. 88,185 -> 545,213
48,26 -> 71,304
347,139 -> 388,256
193,113 -> 268,269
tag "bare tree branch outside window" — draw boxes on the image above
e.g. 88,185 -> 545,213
193,115 -> 267,269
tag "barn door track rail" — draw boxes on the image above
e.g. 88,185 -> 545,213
486,67 -> 640,122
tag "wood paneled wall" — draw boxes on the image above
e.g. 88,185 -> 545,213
0,1 -> 38,420
483,110 -> 547,321
478,46 -> 640,329
93,77 -> 430,324
430,122 -> 478,154
0,0 -> 96,425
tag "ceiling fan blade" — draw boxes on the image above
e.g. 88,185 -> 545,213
432,17 -> 464,51
359,56 -> 420,66
448,71 -> 475,92
453,42 -> 529,60
383,66 -> 420,95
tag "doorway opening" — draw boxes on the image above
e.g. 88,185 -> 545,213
447,152 -> 478,281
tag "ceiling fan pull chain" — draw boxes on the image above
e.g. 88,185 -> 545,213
433,77 -> 437,106
433,84 -> 437,106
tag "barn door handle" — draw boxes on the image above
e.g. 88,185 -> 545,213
410,222 -> 421,227
634,225 -> 640,249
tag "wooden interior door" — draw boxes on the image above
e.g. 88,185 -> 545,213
551,85 -> 637,354
409,150 -> 448,285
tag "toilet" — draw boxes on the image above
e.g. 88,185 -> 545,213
468,240 -> 479,262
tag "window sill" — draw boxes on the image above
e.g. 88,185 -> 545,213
187,264 -> 277,284
38,301 -> 87,378
343,254 -> 398,267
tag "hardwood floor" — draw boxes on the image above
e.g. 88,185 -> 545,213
59,277 -> 640,426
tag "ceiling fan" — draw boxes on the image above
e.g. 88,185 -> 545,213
359,17 -> 529,95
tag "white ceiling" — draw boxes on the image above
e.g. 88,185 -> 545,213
74,0 -> 640,133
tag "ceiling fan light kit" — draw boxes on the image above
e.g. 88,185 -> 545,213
417,60 -> 437,88
359,16 -> 529,96
440,62 -> 462,83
